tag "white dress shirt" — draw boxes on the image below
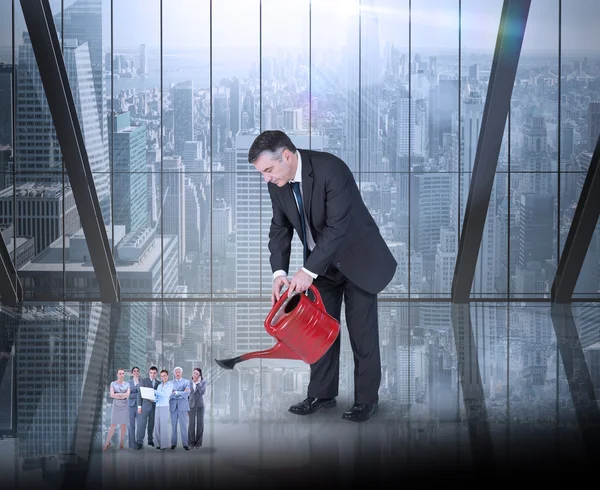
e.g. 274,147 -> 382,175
273,150 -> 318,281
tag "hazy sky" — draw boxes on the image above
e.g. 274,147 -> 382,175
1,0 -> 598,56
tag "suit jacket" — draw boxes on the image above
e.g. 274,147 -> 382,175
168,377 -> 191,412
127,379 -> 141,408
268,149 -> 397,294
137,377 -> 159,412
189,379 -> 206,409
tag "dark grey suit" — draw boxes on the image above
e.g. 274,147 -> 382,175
267,149 -> 397,404
127,379 -> 141,448
188,379 -> 206,447
136,377 -> 159,445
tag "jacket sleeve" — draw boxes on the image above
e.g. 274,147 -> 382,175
137,380 -> 143,407
199,379 -> 207,396
268,185 -> 294,274
304,163 -> 354,275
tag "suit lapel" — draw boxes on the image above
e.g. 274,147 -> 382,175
284,183 -> 304,241
300,149 -> 313,230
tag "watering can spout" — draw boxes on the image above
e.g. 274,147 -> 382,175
215,341 -> 300,370
215,357 -> 242,370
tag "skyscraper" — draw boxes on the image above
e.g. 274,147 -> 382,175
0,63 -> 11,146
359,0 -> 382,175
172,80 -> 194,155
111,111 -> 147,233
15,34 -> 111,223
139,43 -> 148,75
588,101 -> 600,152
54,0 -> 106,143
162,156 -> 186,263
0,183 -> 80,255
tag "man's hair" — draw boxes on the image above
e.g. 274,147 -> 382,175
160,369 -> 169,376
149,366 -> 158,372
248,130 -> 297,164
174,366 -> 182,373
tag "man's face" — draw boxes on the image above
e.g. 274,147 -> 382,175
174,369 -> 182,380
149,369 -> 157,380
160,372 -> 168,382
253,149 -> 295,187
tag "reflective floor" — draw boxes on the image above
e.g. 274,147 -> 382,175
1,301 -> 600,487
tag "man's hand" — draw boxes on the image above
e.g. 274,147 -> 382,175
138,407 -> 142,415
288,269 -> 314,296
272,275 -> 290,306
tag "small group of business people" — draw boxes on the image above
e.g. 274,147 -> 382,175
103,365 -> 207,451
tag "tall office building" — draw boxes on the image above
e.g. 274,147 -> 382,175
0,145 -> 11,191
434,226 -> 458,293
0,183 -> 80,255
521,106 -> 552,194
162,156 -> 186,263
213,86 -> 230,154
229,77 -> 241,137
517,193 -> 554,271
283,108 -> 303,131
15,34 -> 110,223
396,88 -> 416,158
0,64 -> 11,146
139,43 -> 148,75
456,90 -> 497,296
410,172 -> 452,281
172,80 -> 194,155
110,111 -> 147,233
588,101 -> 600,151
359,0 -> 382,175
54,0 -> 106,143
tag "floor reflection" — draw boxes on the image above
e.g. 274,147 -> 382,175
0,301 -> 600,487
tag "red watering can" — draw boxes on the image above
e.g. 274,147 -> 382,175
215,285 -> 340,370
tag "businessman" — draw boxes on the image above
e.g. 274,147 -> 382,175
136,366 -> 159,449
249,130 -> 397,422
169,366 -> 191,450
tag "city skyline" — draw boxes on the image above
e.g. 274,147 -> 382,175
1,1 -> 600,482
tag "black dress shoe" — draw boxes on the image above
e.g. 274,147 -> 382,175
342,402 -> 379,422
136,443 -> 143,450
289,397 -> 336,415
170,445 -> 176,450
184,446 -> 190,451
147,441 -> 154,447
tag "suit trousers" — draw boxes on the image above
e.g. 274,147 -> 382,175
188,406 -> 205,447
306,267 -> 381,404
154,406 -> 170,449
128,405 -> 140,448
137,405 -> 156,445
171,409 -> 189,447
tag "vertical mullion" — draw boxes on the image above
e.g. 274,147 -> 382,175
160,0 -> 164,300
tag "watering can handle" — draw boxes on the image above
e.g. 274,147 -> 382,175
307,284 -> 324,309
264,285 -> 324,334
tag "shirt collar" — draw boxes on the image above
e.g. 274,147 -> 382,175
290,150 -> 302,184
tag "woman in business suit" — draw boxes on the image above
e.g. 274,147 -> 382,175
249,130 -> 397,423
103,368 -> 130,450
188,368 -> 207,449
